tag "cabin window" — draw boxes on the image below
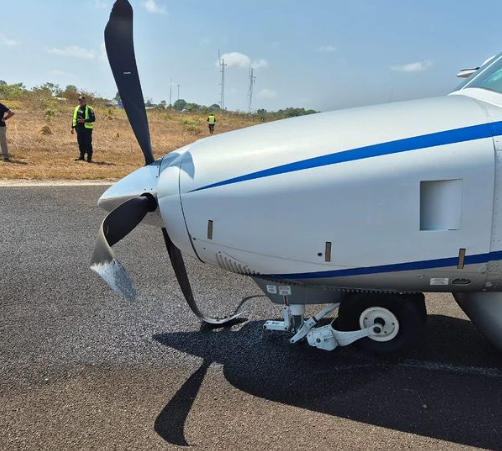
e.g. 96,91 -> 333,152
420,180 -> 462,231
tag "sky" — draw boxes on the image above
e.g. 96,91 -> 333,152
2,0 -> 502,112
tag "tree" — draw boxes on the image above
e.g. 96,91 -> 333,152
65,85 -> 78,93
0,82 -> 26,99
37,82 -> 62,97
275,107 -> 318,119
185,102 -> 203,112
173,99 -> 187,111
209,103 -> 221,111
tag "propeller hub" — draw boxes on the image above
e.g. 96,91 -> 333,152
141,193 -> 158,212
98,161 -> 162,213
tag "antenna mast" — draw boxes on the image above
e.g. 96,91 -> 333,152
169,77 -> 173,106
218,50 -> 226,110
248,67 -> 256,114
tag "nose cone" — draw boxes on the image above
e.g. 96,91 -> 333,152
98,161 -> 162,212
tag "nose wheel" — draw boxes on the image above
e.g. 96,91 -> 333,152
335,293 -> 427,356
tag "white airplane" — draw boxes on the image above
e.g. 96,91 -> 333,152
92,0 -> 502,356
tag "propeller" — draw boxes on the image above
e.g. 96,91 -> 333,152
91,0 -> 240,326
104,0 -> 154,165
161,228 -> 242,325
90,195 -> 157,301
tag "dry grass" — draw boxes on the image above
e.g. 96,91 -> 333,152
0,98 -> 259,180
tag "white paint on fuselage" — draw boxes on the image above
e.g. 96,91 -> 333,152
93,91 -> 502,293
157,95 -> 500,292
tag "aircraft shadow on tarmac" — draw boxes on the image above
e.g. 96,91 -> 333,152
153,314 -> 502,449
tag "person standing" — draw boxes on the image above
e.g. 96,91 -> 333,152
0,102 -> 15,162
71,96 -> 96,162
207,113 -> 216,135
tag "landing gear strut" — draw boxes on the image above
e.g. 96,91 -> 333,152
263,302 -> 381,352
263,293 -> 427,356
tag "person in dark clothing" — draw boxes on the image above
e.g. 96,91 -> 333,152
0,102 -> 15,162
71,96 -> 96,162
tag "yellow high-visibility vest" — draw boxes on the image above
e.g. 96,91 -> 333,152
208,115 -> 215,124
73,105 -> 94,129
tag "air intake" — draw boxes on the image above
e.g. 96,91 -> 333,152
216,252 -> 258,275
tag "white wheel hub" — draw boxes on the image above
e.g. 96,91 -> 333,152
359,307 -> 399,342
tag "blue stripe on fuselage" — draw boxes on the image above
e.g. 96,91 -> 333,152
266,250 -> 502,280
193,120 -> 502,192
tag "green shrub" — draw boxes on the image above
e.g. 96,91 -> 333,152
182,119 -> 202,135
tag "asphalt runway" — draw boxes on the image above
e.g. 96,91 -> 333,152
1,185 -> 502,450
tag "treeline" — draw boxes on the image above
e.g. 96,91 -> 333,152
0,81 -> 107,104
257,107 -> 318,119
168,98 -> 221,114
0,81 -> 318,119
169,99 -> 318,120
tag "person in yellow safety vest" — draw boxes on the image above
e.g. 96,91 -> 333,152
71,95 -> 96,163
207,113 -> 216,135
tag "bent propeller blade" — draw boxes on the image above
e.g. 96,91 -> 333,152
91,196 -> 156,301
105,0 -> 154,165
161,228 -> 242,326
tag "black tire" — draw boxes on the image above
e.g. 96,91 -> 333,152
335,293 -> 427,356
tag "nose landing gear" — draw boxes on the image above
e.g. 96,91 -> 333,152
263,292 -> 427,356
334,293 -> 427,355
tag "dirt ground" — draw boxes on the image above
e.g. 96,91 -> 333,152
0,101 -> 257,180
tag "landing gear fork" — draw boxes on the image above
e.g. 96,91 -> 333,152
263,302 -> 379,352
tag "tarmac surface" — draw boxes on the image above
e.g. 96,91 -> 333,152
1,185 -> 502,450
